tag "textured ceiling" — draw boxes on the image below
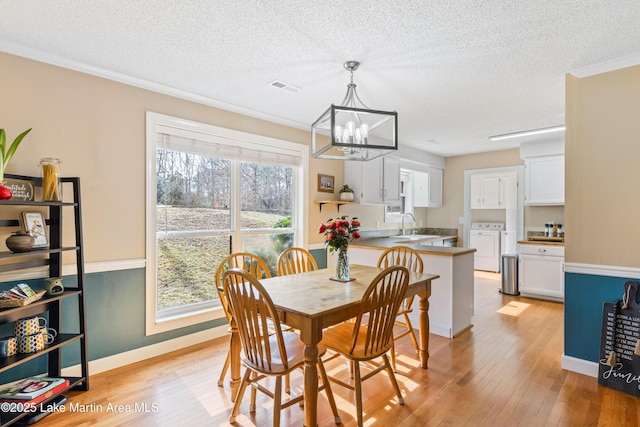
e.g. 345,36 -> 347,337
1,0 -> 639,157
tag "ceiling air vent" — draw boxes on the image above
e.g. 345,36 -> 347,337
268,80 -> 300,93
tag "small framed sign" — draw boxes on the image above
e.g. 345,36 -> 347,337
318,174 -> 335,193
19,212 -> 48,248
5,178 -> 35,201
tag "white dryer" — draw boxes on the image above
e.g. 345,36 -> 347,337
469,222 -> 504,272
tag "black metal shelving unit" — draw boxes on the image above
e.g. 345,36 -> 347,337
0,174 -> 88,426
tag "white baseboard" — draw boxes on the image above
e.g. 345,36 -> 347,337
561,354 -> 598,378
62,325 -> 228,377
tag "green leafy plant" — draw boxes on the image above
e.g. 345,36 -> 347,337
0,128 -> 32,183
339,184 -> 353,193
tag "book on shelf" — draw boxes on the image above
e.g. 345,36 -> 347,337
0,377 -> 67,400
0,283 -> 36,300
0,379 -> 69,408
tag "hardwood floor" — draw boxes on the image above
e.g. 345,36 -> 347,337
34,272 -> 638,426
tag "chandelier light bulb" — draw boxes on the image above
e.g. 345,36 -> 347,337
360,123 -> 369,144
346,121 -> 355,143
334,125 -> 343,143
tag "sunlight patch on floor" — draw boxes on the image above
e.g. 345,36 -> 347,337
497,301 -> 530,316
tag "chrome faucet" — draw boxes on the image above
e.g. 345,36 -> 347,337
401,212 -> 416,235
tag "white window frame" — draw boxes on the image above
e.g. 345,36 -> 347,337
145,112 -> 309,335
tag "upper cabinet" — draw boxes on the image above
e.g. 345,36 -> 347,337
413,167 -> 443,208
345,157 -> 400,204
520,140 -> 565,206
524,155 -> 565,205
470,172 -> 516,209
470,173 -> 502,209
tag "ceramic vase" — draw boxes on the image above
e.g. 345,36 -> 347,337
340,192 -> 354,202
5,231 -> 35,252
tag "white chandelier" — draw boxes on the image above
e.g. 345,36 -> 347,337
311,61 -> 398,161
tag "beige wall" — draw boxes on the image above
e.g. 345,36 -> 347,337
429,149 -> 523,237
565,65 -> 640,267
0,53 -> 346,261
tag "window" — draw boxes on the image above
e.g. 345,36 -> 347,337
146,112 -> 308,334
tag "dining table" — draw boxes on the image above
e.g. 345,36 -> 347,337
225,263 -> 439,427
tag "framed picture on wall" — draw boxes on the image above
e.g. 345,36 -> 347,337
19,212 -> 48,248
317,174 -> 335,193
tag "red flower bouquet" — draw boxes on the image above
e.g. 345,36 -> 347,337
319,216 -> 361,253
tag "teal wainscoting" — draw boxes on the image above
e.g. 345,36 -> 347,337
310,248 -> 327,269
564,272 -> 636,362
0,268 -> 226,384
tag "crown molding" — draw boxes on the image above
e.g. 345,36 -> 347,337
569,53 -> 640,78
0,40 -> 309,132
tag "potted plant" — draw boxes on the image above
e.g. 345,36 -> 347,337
0,128 -> 32,200
339,184 -> 354,201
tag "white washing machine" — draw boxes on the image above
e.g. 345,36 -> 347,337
469,222 -> 504,272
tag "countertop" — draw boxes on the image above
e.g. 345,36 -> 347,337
517,240 -> 565,247
351,236 -> 476,257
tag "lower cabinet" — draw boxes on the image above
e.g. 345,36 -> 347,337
517,244 -> 564,301
349,246 -> 475,338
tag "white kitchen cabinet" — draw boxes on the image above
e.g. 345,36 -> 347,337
345,156 -> 400,204
428,167 -> 443,207
518,244 -> 564,301
524,155 -> 564,205
413,167 -> 443,208
470,173 -> 503,209
501,171 -> 517,209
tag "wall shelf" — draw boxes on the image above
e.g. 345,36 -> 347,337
314,200 -> 357,212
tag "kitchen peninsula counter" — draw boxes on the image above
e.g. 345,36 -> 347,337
351,237 -> 476,256
348,237 -> 476,338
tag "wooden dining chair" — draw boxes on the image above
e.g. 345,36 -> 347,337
377,245 -> 423,371
222,268 -> 341,426
214,252 -> 272,388
322,265 -> 409,427
276,247 -> 318,276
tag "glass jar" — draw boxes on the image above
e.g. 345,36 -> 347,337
39,158 -> 62,201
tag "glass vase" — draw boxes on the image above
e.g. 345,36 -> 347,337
335,246 -> 350,281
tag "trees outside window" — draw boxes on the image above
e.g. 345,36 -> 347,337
146,112 -> 306,334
